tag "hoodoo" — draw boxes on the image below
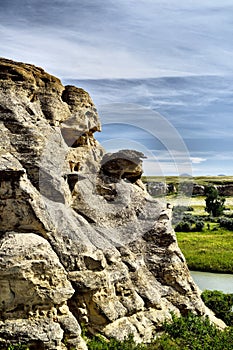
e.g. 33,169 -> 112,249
0,58 -> 225,349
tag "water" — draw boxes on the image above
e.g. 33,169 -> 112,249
191,271 -> 233,294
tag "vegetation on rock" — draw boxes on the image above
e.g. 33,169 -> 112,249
86,313 -> 233,350
4,292 -> 233,350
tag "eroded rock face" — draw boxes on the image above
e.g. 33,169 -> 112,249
0,58 -> 225,349
0,233 -> 85,350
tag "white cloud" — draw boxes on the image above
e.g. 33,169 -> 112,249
1,1 -> 233,78
190,157 -> 207,164
1,1 -> 232,175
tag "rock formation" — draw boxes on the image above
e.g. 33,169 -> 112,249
146,181 -> 233,197
0,58 -> 225,349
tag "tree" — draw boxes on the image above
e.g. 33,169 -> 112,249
205,185 -> 225,217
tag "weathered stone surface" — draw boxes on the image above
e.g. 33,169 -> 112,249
146,182 -> 167,196
0,58 -> 225,349
100,149 -> 145,182
0,233 -> 85,349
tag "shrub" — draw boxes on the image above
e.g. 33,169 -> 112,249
201,290 -> 233,326
88,334 -> 146,349
162,312 -> 233,350
172,206 -> 193,225
174,220 -> 204,232
195,221 -> 205,231
175,221 -> 192,232
219,217 -> 233,231
87,313 -> 233,349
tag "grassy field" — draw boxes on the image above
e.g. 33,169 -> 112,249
176,225 -> 233,273
172,194 -> 233,273
168,195 -> 233,213
143,176 -> 233,273
142,175 -> 233,186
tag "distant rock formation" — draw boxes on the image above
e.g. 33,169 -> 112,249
217,184 -> 233,196
0,58 -> 225,349
145,181 -> 233,197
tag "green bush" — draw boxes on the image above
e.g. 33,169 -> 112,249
87,313 -> 233,350
201,290 -> 233,326
195,221 -> 205,231
174,220 -> 204,232
88,334 -> 146,350
175,221 -> 192,232
162,312 -> 233,350
172,206 -> 193,225
219,217 -> 233,231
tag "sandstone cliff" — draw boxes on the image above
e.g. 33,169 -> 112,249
0,58 -> 225,350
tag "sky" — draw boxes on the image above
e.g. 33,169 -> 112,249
1,0 -> 233,175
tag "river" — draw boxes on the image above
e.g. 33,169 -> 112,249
191,271 -> 233,294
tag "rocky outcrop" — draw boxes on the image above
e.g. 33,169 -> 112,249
217,184 -> 233,196
0,58 -> 225,349
146,181 -> 233,197
146,182 -> 167,197
192,184 -> 205,196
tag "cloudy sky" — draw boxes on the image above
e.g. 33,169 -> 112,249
1,0 -> 233,175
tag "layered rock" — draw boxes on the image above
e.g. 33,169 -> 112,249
0,58 -> 225,349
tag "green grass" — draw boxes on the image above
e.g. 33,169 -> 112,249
142,175 -> 233,186
142,176 -> 233,191
172,191 -> 233,273
86,313 -> 233,350
193,175 -> 233,186
176,225 -> 233,273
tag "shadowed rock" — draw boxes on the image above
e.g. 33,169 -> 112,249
101,149 -> 146,182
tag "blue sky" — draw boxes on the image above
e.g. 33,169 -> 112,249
1,0 -> 233,175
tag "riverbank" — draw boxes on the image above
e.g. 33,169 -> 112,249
191,271 -> 233,293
